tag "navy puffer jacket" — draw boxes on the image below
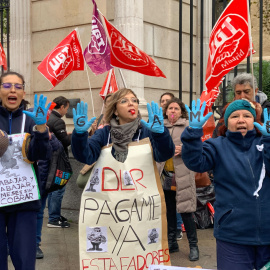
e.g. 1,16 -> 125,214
181,127 -> 270,245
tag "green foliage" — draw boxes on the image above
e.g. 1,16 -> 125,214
252,0 -> 270,34
253,61 -> 270,100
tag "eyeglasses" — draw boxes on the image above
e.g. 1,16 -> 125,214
1,83 -> 25,91
119,97 -> 139,104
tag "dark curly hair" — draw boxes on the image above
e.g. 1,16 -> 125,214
163,98 -> 188,120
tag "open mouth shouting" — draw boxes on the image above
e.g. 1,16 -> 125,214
8,95 -> 18,104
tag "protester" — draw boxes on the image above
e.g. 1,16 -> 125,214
213,73 -> 270,138
71,87 -> 174,171
0,71 -> 52,270
160,92 -> 175,109
36,134 -> 62,259
47,96 -> 71,155
46,96 -> 71,228
181,98 -> 270,270
156,98 -> 198,260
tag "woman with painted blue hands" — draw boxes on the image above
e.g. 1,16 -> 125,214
181,98 -> 270,270
71,88 -> 174,171
0,71 -> 52,270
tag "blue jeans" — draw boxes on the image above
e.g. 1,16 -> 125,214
47,186 -> 66,222
36,195 -> 47,247
176,212 -> 183,230
216,239 -> 270,270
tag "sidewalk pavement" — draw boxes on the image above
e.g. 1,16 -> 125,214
8,218 -> 217,270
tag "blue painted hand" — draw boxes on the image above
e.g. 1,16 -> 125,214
185,99 -> 213,129
140,101 -> 164,133
23,94 -> 51,125
254,108 -> 270,136
73,101 -> 96,134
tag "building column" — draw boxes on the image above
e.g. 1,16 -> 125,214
114,0 -> 147,117
10,0 -> 32,101
202,0 -> 212,89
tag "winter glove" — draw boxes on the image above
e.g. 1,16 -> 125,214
73,101 -> 96,134
141,101 -> 164,133
23,94 -> 51,125
185,99 -> 213,129
254,108 -> 270,136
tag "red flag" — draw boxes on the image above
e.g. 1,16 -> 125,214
37,29 -> 84,89
200,83 -> 221,141
46,102 -> 56,121
101,13 -> 166,78
84,0 -> 112,75
99,69 -> 118,99
0,42 -> 7,71
205,0 -> 252,91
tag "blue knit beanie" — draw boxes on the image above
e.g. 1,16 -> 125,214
224,99 -> 256,127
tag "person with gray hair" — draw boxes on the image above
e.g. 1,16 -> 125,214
213,72 -> 270,138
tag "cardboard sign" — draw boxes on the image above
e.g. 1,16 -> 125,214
149,265 -> 215,270
79,138 -> 170,270
0,133 -> 40,207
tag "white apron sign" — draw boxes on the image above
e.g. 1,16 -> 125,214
0,115 -> 40,207
79,138 -> 170,270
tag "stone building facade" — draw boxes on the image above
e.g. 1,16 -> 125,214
9,0 -> 268,131
9,0 -> 204,131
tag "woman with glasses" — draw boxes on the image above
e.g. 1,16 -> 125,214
0,71 -> 52,270
71,88 -> 175,165
71,88 -> 175,264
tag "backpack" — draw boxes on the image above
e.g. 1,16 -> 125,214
45,145 -> 73,193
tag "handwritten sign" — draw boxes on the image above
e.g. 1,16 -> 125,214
79,138 -> 170,270
0,133 -> 40,207
149,265 -> 215,270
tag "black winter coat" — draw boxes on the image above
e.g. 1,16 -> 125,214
38,135 -> 61,197
47,110 -> 71,155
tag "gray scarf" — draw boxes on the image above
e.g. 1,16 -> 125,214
110,117 -> 141,163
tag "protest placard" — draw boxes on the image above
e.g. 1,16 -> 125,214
79,138 -> 170,270
0,133 -> 40,207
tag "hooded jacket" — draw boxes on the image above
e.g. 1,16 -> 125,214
181,127 -> 270,245
156,118 -> 196,213
0,103 -> 51,213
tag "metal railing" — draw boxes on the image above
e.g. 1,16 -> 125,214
179,0 -> 264,108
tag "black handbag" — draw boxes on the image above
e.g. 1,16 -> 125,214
161,169 -> 176,191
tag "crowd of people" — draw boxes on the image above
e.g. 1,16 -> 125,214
1,70 -> 270,270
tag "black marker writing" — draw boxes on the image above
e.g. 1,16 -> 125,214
151,115 -> 161,129
190,111 -> 201,122
266,121 -> 270,133
77,116 -> 86,127
36,107 -> 44,117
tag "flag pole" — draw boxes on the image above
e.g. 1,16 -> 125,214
100,69 -> 113,115
247,0 -> 255,101
97,9 -> 128,89
76,28 -> 96,117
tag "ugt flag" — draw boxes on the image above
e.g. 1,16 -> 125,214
100,13 -> 166,78
99,68 -> 118,99
200,84 -> 221,141
205,0 -> 252,91
38,29 -> 84,89
0,42 -> 7,71
84,0 -> 112,75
